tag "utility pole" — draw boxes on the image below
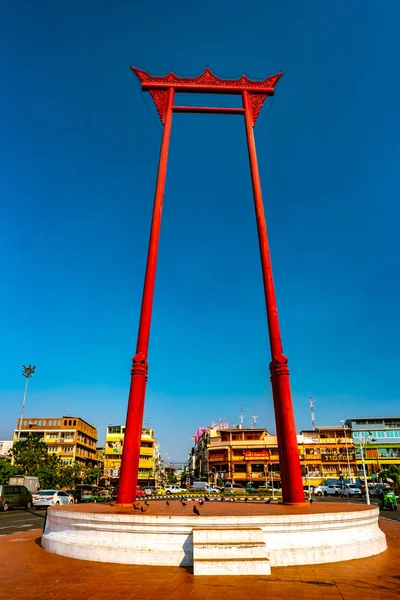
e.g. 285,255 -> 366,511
17,365 -> 36,442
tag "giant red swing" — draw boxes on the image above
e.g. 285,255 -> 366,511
116,67 -> 305,505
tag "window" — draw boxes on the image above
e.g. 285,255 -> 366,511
23,420 -> 27,426
64,420 -> 67,426
68,420 -> 72,426
43,420 -> 46,426
73,420 -> 76,426
233,464 -> 247,472
34,420 -> 37,425
38,420 -> 42,426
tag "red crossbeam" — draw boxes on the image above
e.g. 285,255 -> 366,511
172,106 -> 245,115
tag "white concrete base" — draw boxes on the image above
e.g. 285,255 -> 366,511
41,504 -> 387,571
193,527 -> 270,575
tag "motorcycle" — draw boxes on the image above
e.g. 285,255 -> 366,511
379,489 -> 398,511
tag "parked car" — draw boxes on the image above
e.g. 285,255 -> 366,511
136,486 -> 146,498
64,489 -> 82,504
32,490 -> 73,508
0,484 -> 33,512
313,486 -> 324,496
143,486 -> 157,496
224,484 -> 247,494
323,485 -> 342,497
165,485 -> 186,495
340,484 -> 361,498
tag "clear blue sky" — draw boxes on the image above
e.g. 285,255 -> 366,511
2,1 -> 400,462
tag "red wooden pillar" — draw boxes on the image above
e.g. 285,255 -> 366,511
116,87 -> 175,504
242,91 -> 304,504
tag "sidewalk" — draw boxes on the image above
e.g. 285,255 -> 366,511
0,518 -> 399,600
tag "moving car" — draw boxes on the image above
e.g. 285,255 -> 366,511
64,489 -> 82,504
224,484 -> 247,494
340,484 -> 361,498
0,484 -> 32,512
323,485 -> 342,497
164,485 -> 186,495
32,490 -> 73,508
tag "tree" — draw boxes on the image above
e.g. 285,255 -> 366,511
82,466 -> 101,485
12,435 -> 54,475
0,458 -> 21,484
379,465 -> 400,490
11,434 -> 62,488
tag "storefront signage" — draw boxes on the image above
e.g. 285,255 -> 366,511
243,450 -> 270,460
209,453 -> 227,462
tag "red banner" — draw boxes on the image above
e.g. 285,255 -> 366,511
243,450 -> 270,460
209,453 -> 227,462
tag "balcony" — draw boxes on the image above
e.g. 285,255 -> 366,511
302,454 -> 322,460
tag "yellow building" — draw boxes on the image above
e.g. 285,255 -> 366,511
206,427 -> 281,486
298,427 -> 357,485
104,426 -> 159,486
14,416 -> 98,466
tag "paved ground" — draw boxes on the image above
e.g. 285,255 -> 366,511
0,508 -> 46,535
0,518 -> 399,599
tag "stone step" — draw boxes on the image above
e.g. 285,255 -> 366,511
194,541 -> 267,560
193,526 -> 264,544
193,557 -> 271,576
192,527 -> 270,576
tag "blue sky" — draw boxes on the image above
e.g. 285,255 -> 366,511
2,1 -> 400,462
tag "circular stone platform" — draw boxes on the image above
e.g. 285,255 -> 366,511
41,500 -> 387,570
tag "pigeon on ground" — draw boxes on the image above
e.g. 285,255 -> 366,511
166,500 -> 170,506
204,496 -> 210,502
133,504 -> 139,511
193,506 -> 200,516
144,499 -> 149,506
181,500 -> 187,507
310,498 -> 314,504
265,498 -> 271,504
198,499 -> 204,506
245,497 -> 248,502
140,507 -> 146,513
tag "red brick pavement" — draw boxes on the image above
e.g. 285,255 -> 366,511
0,518 -> 399,600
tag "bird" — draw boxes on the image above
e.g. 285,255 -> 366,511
220,496 -> 225,502
309,498 -> 314,504
204,496 -> 210,502
181,500 -> 187,507
198,499 -> 204,506
140,506 -> 146,513
193,506 -> 200,516
265,498 -> 271,504
245,497 -> 248,502
133,504 -> 139,511
166,500 -> 170,506
144,499 -> 149,506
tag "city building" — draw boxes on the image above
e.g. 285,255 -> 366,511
104,426 -> 160,486
0,441 -> 13,461
345,417 -> 400,477
14,416 -> 98,465
298,427 -> 357,485
190,424 -> 281,488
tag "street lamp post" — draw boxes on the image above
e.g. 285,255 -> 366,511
340,420 -> 352,482
17,365 -> 36,442
356,433 -> 376,506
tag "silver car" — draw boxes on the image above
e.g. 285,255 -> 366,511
32,490 -> 74,508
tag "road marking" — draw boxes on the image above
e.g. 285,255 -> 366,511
0,524 -> 35,530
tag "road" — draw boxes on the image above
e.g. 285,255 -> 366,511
0,497 -> 398,535
313,495 -> 400,523
0,508 -> 46,535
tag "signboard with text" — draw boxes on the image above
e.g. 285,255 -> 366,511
243,450 -> 270,460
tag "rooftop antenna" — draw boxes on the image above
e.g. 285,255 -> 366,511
310,396 -> 316,430
239,406 -> 244,429
63,409 -> 67,417
251,404 -> 258,428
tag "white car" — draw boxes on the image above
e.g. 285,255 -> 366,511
313,486 -> 324,496
323,485 -> 342,497
341,484 -> 362,498
32,490 -> 74,508
164,485 -> 186,495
